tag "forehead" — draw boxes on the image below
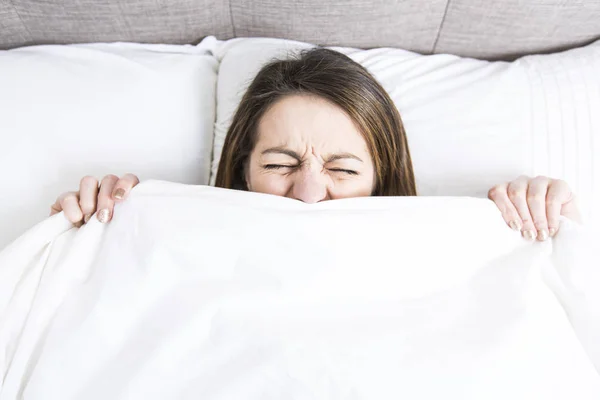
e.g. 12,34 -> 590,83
256,94 -> 368,151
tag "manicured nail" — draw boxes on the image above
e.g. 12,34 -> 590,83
97,209 -> 110,223
113,188 -> 125,200
523,230 -> 536,241
509,220 -> 522,231
83,214 -> 91,224
549,228 -> 557,237
538,229 -> 549,241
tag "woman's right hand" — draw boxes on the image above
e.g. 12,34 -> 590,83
50,174 -> 140,225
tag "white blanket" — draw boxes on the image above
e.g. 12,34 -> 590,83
1,181 -> 599,399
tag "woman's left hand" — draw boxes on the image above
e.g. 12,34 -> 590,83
487,175 -> 581,241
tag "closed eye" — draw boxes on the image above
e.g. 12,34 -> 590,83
264,165 -> 358,175
263,164 -> 295,170
329,168 -> 358,175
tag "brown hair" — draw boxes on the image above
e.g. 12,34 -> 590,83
215,47 -> 417,196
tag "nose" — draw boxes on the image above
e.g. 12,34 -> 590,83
291,165 -> 328,204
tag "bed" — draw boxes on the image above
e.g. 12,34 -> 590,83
1,1 -> 599,398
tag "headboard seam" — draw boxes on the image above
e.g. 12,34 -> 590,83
432,0 -> 451,54
7,0 -> 32,42
228,0 -> 237,37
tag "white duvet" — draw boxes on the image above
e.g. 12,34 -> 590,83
1,181 -> 599,399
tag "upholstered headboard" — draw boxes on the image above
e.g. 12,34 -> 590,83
1,0 -> 600,60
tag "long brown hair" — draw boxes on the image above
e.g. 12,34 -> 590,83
215,47 -> 417,196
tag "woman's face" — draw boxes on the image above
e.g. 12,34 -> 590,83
245,94 -> 375,203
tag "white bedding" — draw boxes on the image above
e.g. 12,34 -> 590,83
0,40 -> 218,251
1,181 -> 599,399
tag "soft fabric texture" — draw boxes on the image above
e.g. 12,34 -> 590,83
1,181 -> 598,399
2,1 -> 600,59
210,37 -> 600,230
435,0 -> 600,59
0,39 -> 218,251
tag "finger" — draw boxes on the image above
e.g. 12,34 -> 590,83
96,175 -> 119,223
487,183 -> 523,231
546,179 -> 575,236
561,194 -> 582,223
507,176 -> 537,241
527,176 -> 551,241
50,197 -> 63,216
111,173 -> 140,201
79,176 -> 99,223
58,191 -> 83,224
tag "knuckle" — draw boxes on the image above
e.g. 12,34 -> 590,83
487,186 -> 503,199
62,191 -> 78,202
79,198 -> 95,210
80,175 -> 98,187
100,175 -> 119,187
527,194 -> 544,203
553,179 -> 571,193
532,176 -> 550,187
507,187 -> 522,200
545,196 -> 559,206
124,173 -> 140,182
553,178 -> 567,187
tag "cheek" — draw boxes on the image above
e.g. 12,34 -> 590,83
329,166 -> 376,199
330,178 -> 374,199
247,165 -> 291,196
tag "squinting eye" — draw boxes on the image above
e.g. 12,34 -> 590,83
264,164 -> 294,170
329,168 -> 358,176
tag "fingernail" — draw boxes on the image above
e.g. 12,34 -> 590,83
97,209 -> 110,223
523,230 -> 536,241
538,229 -> 549,241
549,228 -> 557,237
113,188 -> 125,200
83,214 -> 91,224
509,220 -> 522,231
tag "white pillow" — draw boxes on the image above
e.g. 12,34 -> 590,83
209,38 -> 600,228
0,38 -> 220,250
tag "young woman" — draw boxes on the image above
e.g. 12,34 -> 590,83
50,48 -> 580,241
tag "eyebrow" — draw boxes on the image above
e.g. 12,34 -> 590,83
262,147 -> 302,161
325,153 -> 363,163
261,147 -> 363,163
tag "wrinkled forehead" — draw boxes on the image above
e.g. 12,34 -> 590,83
255,94 -> 370,155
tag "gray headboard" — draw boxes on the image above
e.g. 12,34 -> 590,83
2,0 -> 599,60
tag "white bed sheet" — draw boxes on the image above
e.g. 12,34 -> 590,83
1,181 -> 599,399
